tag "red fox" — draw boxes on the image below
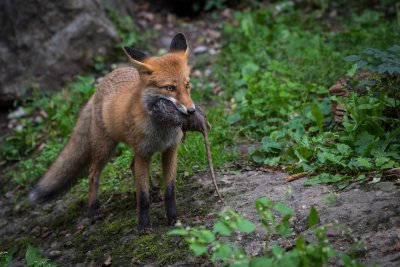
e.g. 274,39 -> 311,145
29,33 -> 196,234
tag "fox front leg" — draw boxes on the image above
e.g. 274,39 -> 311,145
162,146 -> 178,225
132,154 -> 152,235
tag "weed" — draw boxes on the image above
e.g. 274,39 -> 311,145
170,197 -> 363,266
214,3 -> 399,185
25,244 -> 55,267
105,6 -> 155,54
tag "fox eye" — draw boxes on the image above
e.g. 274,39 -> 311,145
185,83 -> 191,89
165,85 -> 177,92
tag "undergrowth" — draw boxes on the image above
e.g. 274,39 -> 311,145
215,3 -> 400,187
170,197 -> 364,267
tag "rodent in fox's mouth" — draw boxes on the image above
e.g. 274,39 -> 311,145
148,97 -> 223,202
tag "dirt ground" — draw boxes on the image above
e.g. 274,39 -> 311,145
1,3 -> 400,267
207,169 -> 400,267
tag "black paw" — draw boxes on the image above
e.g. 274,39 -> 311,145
89,200 -> 104,223
167,215 -> 178,226
138,225 -> 153,235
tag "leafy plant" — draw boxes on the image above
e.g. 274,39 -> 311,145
25,245 -> 55,267
169,197 -> 363,266
0,249 -> 14,267
214,3 -> 399,185
105,6 -> 153,52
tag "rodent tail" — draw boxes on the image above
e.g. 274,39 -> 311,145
28,100 -> 93,202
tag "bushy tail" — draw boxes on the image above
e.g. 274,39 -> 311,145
28,100 -> 93,202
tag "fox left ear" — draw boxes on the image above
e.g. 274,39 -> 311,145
169,33 -> 189,56
123,47 -> 153,75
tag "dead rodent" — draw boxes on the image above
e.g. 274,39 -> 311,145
148,97 -> 223,201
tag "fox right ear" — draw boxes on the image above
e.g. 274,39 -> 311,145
123,47 -> 153,75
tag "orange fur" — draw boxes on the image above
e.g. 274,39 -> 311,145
29,33 -> 194,234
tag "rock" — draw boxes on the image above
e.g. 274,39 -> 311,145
0,0 -> 129,109
7,107 -> 27,119
48,250 -> 62,259
193,46 -> 208,54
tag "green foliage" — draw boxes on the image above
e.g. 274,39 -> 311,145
215,3 -> 399,185
106,5 -> 152,49
25,245 -> 55,267
170,197 -> 363,267
1,76 -> 95,186
0,249 -> 14,267
1,76 -> 95,162
105,6 -> 154,51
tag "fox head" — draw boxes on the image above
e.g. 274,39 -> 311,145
123,33 -> 195,115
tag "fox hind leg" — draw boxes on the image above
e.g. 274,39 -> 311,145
88,138 -> 116,219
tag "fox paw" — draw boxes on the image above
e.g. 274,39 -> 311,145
138,226 -> 153,235
167,215 -> 178,226
89,203 -> 105,223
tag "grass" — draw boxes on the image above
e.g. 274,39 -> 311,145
1,2 -> 399,266
213,3 -> 400,187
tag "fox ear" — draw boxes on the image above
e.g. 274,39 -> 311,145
169,33 -> 189,56
123,47 -> 153,75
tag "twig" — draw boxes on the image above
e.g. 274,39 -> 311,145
284,172 -> 309,184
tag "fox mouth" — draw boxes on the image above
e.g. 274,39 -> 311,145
158,95 -> 189,115
144,93 -> 189,115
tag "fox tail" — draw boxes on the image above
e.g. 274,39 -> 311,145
28,100 -> 93,202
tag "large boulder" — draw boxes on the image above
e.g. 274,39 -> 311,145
0,0 -> 124,109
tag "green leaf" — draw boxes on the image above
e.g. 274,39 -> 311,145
250,257 -> 274,267
311,105 -> 324,132
357,157 -> 373,169
356,174 -> 366,181
227,113 -> 242,124
275,216 -> 292,237
308,206 -> 319,227
346,63 -> 358,78
263,156 -> 280,166
211,243 -> 233,262
274,202 -> 293,216
198,230 -> 215,243
168,229 -> 188,236
213,222 -> 232,236
305,173 -> 349,185
241,62 -> 260,77
295,235 -> 307,250
0,248 -> 14,267
256,197 -> 273,209
25,244 -> 55,267
344,55 -> 361,62
237,218 -> 256,233
381,160 -> 395,169
189,243 -> 208,256
251,150 -> 266,163
354,131 -> 376,156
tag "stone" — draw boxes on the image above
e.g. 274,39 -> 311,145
0,0 -> 126,109
48,250 -> 62,259
193,46 -> 208,54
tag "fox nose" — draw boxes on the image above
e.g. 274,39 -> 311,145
187,107 -> 196,114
